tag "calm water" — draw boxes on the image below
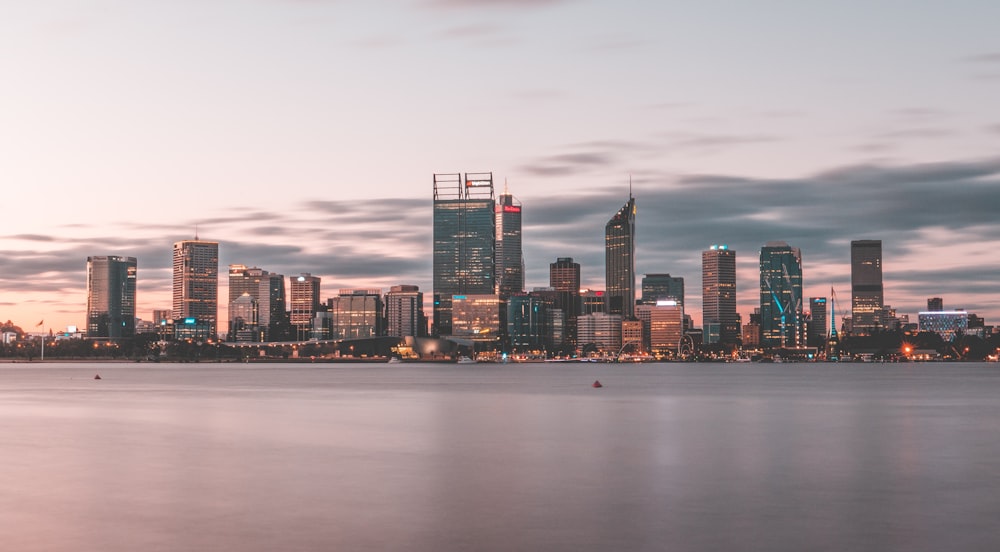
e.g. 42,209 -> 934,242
2,362 -> 999,551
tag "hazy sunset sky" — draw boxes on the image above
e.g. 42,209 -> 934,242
2,0 -> 999,332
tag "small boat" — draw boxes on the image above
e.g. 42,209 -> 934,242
457,356 -> 476,364
387,357 -> 402,364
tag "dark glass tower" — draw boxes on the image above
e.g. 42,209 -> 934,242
702,245 -> 739,345
172,239 -> 219,338
549,257 -> 581,348
86,256 -> 137,338
433,173 -> 496,336
759,241 -> 803,347
851,239 -> 883,334
605,196 -> 636,319
642,273 -> 685,306
495,190 -> 524,300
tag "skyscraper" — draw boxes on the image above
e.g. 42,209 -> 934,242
172,239 -> 219,338
495,190 -> 523,300
809,297 -> 828,345
433,172 -> 496,336
851,239 -> 883,334
227,265 -> 268,341
549,257 -> 581,348
386,285 -> 425,338
258,272 -> 288,341
759,241 -> 803,348
86,256 -> 137,338
702,245 -> 739,345
328,289 -> 384,340
605,195 -> 636,319
642,274 -> 685,307
290,273 -> 321,341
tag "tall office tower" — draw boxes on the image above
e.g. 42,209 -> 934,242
258,273 -> 288,341
759,241 -> 803,348
507,293 -> 550,352
702,245 -> 739,345
86,256 -> 137,338
495,191 -> 523,300
386,285 -> 425,338
549,257 -> 581,348
927,297 -> 943,312
809,297 -> 828,344
227,265 -> 269,341
605,196 -> 636,319
636,301 -> 684,355
172,239 -> 219,337
528,288 -> 563,350
328,289 -> 384,340
433,173 -> 496,336
851,239 -> 884,334
229,294 -> 260,342
290,273 -> 321,341
641,274 -> 684,306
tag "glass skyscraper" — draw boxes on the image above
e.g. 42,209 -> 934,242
549,257 -> 581,349
759,241 -> 803,347
851,239 -> 884,334
433,173 -> 496,336
702,245 -> 739,345
495,191 -> 523,300
86,255 -> 137,338
605,196 -> 636,319
172,239 -> 219,338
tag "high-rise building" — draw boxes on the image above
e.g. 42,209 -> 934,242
605,196 -> 636,319
507,293 -> 550,352
927,297 -> 943,312
386,285 -> 425,338
258,273 -> 288,341
229,294 -> 260,342
919,311 -> 969,342
636,301 -> 684,355
433,173 -> 496,336
851,240 -> 884,334
809,297 -> 828,345
328,289 -> 384,340
451,294 -> 502,347
549,257 -> 581,348
759,241 -> 803,348
702,245 -> 739,345
495,190 -> 523,300
172,239 -> 219,338
86,256 -> 137,338
580,289 -> 606,315
290,273 -> 321,341
227,265 -> 269,341
641,274 -> 684,307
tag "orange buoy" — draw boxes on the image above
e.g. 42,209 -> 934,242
94,374 -> 102,380
592,380 -> 602,388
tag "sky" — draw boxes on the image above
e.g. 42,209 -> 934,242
2,0 -> 999,333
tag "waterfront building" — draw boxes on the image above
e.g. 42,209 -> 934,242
86,255 -> 137,338
386,285 -> 425,338
528,288 -> 563,351
605,196 -> 636,319
451,294 -> 502,347
229,294 -> 260,342
227,265 -> 269,341
577,312 -> 623,353
851,240 -> 884,334
290,273 -> 321,341
641,274 -> 684,307
809,297 -> 828,345
759,242 -> 803,348
433,173 -> 496,336
622,319 -> 643,354
507,294 -> 549,352
495,191 -> 524,300
258,272 -> 288,341
918,311 -> 969,342
549,257 -> 581,348
172,239 -> 219,338
328,289 -> 384,340
702,245 -> 739,345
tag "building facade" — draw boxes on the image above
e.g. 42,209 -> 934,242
432,173 -> 496,336
86,255 -> 137,338
290,273 -> 321,341
851,239 -> 884,334
172,239 -> 219,338
641,273 -> 684,307
386,285 -> 425,338
507,294 -> 550,352
759,241 -> 803,348
605,196 -> 636,319
451,294 -> 502,347
495,191 -> 523,300
328,289 -> 384,340
549,257 -> 581,349
808,297 -> 828,345
702,245 -> 739,345
577,312 -> 623,353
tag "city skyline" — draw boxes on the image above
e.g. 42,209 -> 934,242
2,2 -> 999,331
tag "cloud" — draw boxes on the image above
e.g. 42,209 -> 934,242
964,52 -> 1000,63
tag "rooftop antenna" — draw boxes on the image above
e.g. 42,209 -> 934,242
504,177 -> 509,195
629,173 -> 633,199
195,224 -> 199,241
